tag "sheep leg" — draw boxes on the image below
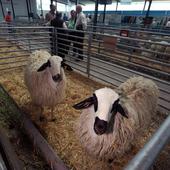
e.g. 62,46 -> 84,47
50,107 -> 56,121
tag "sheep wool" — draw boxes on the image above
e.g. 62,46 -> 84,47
24,50 -> 66,107
75,76 -> 159,160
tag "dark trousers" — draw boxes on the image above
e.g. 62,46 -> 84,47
73,31 -> 84,59
67,31 -> 76,54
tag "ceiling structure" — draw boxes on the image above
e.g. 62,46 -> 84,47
61,0 -> 170,5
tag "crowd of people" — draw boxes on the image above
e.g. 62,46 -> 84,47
45,4 -> 87,61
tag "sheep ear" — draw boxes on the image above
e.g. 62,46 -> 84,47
73,97 -> 94,110
37,60 -> 51,72
117,104 -> 128,118
112,99 -> 128,118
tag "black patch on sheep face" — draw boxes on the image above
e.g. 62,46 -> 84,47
93,93 -> 98,112
111,99 -> 128,118
37,60 -> 51,72
52,74 -> 62,82
73,94 -> 97,110
94,117 -> 108,135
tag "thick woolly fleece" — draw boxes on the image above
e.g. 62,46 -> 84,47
75,76 -> 159,160
24,50 -> 66,107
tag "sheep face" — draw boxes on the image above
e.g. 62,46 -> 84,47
37,55 -> 63,82
73,88 -> 128,135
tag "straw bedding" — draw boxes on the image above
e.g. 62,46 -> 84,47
0,67 -> 169,170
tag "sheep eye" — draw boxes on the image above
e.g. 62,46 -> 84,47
93,93 -> 98,112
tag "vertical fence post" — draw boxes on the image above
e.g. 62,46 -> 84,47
87,32 -> 92,78
124,115 -> 170,170
54,28 -> 57,55
50,27 -> 56,55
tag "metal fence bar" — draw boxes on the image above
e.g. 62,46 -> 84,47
88,24 -> 170,37
124,115 -> 170,170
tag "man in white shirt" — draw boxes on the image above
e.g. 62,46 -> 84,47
73,5 -> 87,60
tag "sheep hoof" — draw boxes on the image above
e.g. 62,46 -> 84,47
108,159 -> 113,164
39,116 -> 46,121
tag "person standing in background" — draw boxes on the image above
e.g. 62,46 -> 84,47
5,11 -> 12,23
5,11 -> 12,33
74,5 -> 87,61
45,4 -> 56,24
51,11 -> 67,58
67,10 -> 76,54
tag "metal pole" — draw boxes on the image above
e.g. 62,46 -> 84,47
28,0 -> 32,14
40,0 -> 43,16
116,0 -> 119,12
25,0 -> 30,21
124,115 -> 170,170
145,0 -> 152,18
87,32 -> 92,77
0,0 -> 5,18
143,0 -> 147,12
56,0 -> 57,11
93,0 -> 99,28
75,0 -> 78,5
11,0 -> 15,19
103,3 -> 106,24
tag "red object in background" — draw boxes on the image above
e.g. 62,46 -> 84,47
5,14 -> 12,22
120,30 -> 129,37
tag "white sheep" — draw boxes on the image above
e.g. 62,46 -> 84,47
142,41 -> 168,58
73,76 -> 159,161
24,50 -> 66,121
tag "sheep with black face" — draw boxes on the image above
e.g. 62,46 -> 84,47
73,76 -> 159,161
24,50 -> 66,121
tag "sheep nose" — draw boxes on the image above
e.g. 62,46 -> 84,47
52,74 -> 61,82
94,117 -> 107,135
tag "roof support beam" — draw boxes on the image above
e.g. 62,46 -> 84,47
0,0 -> 5,18
11,0 -> 15,19
103,3 -> 106,23
93,0 -> 99,27
145,0 -> 152,18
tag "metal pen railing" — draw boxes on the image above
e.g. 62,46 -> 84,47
124,115 -> 170,170
0,26 -> 52,71
53,27 -> 170,114
0,26 -> 169,113
0,25 -> 169,169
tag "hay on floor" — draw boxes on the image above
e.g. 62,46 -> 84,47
0,67 -> 167,170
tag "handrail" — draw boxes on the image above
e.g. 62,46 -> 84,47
124,115 -> 170,170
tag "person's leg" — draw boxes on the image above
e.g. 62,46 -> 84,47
70,31 -> 77,54
73,32 -> 79,56
57,39 -> 65,59
77,32 -> 84,60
